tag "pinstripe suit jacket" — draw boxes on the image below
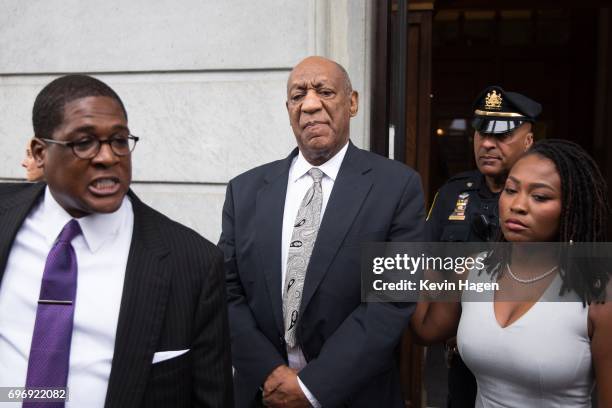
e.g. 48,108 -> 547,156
0,182 -> 233,408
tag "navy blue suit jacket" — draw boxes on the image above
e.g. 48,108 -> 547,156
220,142 -> 425,407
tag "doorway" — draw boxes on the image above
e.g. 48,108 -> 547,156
370,2 -> 612,407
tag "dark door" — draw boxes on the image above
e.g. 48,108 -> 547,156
429,7 -> 599,197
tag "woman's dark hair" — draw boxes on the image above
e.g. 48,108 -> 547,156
484,139 -> 610,303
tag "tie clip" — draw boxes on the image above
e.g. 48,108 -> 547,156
38,299 -> 73,305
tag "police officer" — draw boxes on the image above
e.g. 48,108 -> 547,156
426,85 -> 541,407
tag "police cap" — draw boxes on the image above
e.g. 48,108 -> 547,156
471,85 -> 542,135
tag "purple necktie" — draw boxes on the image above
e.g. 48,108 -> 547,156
24,219 -> 81,408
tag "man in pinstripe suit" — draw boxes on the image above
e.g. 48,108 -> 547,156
0,75 -> 233,407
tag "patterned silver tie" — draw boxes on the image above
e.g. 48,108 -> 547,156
283,168 -> 324,347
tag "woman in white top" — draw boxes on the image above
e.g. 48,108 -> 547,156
411,139 -> 612,407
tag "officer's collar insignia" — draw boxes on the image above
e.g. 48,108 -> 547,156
449,193 -> 469,221
485,90 -> 502,110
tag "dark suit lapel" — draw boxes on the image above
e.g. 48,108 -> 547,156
104,191 -> 172,408
255,151 -> 296,334
301,143 -> 373,311
0,183 -> 46,284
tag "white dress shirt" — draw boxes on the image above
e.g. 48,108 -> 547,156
0,187 -> 133,407
281,142 -> 348,407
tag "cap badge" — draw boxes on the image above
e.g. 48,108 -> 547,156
485,90 -> 502,110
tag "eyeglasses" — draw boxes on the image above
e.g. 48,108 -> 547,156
39,135 -> 139,159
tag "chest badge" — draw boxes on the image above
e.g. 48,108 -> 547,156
448,192 -> 469,221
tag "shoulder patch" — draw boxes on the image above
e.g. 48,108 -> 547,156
426,192 -> 439,221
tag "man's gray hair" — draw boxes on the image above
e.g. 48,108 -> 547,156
287,58 -> 353,95
333,61 -> 353,94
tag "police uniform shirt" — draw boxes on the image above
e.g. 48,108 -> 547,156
426,170 -> 500,243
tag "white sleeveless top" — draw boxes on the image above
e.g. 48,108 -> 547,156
457,268 -> 594,408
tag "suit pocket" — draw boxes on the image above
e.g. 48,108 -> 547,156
143,350 -> 192,407
148,349 -> 191,382
152,349 -> 190,364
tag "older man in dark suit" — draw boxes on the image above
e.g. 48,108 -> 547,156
220,56 -> 425,407
0,75 -> 232,407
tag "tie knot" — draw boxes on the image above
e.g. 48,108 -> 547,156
308,168 -> 323,183
57,219 -> 82,243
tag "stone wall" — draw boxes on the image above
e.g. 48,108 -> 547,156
0,0 -> 373,241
